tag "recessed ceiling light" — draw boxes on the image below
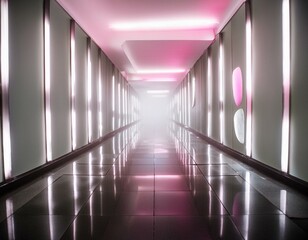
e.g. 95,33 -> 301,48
110,18 -> 218,31
137,69 -> 186,74
146,78 -> 177,82
147,90 -> 170,94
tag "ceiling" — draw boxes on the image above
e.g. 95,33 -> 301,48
57,0 -> 245,97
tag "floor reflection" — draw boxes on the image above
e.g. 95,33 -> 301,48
0,125 -> 308,239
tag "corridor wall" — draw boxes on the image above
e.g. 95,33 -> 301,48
50,0 -> 71,159
9,0 -> 46,177
0,0 -> 139,184
171,0 -> 308,183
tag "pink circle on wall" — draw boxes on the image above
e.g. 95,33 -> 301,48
232,67 -> 243,107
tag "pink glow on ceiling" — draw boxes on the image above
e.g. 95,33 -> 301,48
56,0 -> 245,93
123,40 -> 208,71
232,67 -> 243,107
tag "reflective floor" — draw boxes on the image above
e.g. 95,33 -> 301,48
0,124 -> 308,239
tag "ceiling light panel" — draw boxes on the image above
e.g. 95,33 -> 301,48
147,90 -> 170,94
110,18 -> 218,31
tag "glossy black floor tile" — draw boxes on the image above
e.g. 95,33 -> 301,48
1,127 -> 308,239
155,191 -> 198,216
0,215 -> 73,240
154,158 -> 180,165
155,175 -> 190,191
126,157 -> 154,165
115,192 -> 153,216
122,175 -> 154,192
78,189 -> 119,216
95,175 -> 124,193
192,191 -> 228,216
198,164 -> 239,176
293,218 -> 308,233
74,155 -> 116,165
186,175 -> 213,193
123,165 -> 154,175
221,191 -> 282,215
16,187 -> 91,216
233,215 -> 308,240
154,216 -> 243,240
102,216 -> 153,240
61,215 -> 109,240
59,164 -> 111,176
260,190 -> 308,218
16,176 -> 102,216
155,165 -> 184,175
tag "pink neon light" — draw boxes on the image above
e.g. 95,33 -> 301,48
232,67 -> 243,107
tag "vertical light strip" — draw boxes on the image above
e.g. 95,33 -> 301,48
188,76 -> 191,126
44,0 -> 52,161
70,20 -> 76,150
207,55 -> 212,137
87,38 -> 92,142
122,87 -> 126,126
219,34 -> 225,144
118,82 -> 121,128
1,0 -> 11,179
281,0 -> 290,173
98,53 -> 103,137
124,86 -> 126,125
112,75 -> 115,130
245,4 -> 252,157
184,86 -> 187,125
192,77 -> 196,108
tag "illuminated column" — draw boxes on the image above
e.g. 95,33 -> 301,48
1,0 -> 12,178
219,34 -> 225,144
118,81 -> 121,128
246,3 -> 252,157
70,20 -> 76,150
98,53 -> 103,137
44,0 -> 52,161
87,38 -> 92,142
112,75 -> 115,130
281,0 -> 290,173
207,54 -> 212,137
122,86 -> 126,126
188,75 -> 191,126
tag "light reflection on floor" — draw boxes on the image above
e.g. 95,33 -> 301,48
0,125 -> 307,239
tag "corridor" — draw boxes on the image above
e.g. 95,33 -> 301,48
0,124 -> 307,239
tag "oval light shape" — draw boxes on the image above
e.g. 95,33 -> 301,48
232,67 -> 243,107
234,108 -> 245,144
